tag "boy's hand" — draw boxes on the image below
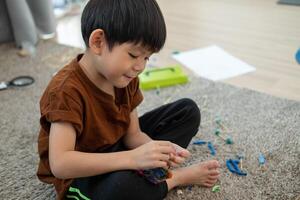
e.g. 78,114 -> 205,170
168,143 -> 191,168
129,140 -> 176,170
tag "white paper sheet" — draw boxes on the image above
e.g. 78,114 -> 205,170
172,45 -> 256,81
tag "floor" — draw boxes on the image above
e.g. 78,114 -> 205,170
55,0 -> 300,101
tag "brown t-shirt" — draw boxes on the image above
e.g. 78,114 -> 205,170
37,54 -> 143,199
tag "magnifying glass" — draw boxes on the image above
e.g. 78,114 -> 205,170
0,76 -> 35,91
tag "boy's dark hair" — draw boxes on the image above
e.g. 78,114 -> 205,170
81,0 -> 166,52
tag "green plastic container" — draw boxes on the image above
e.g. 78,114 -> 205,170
139,65 -> 188,90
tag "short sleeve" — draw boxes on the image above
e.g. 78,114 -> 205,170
129,78 -> 144,111
41,90 -> 83,136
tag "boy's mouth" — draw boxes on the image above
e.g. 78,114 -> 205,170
124,74 -> 135,79
123,74 -> 135,81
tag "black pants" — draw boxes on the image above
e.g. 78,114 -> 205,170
65,98 -> 201,200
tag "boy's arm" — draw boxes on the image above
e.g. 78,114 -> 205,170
123,109 -> 192,167
49,121 -> 176,179
123,109 -> 153,149
49,122 -> 133,179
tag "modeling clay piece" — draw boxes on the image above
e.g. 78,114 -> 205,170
137,168 -> 172,184
212,185 -> 220,193
207,142 -> 216,156
177,189 -> 183,195
192,139 -> 207,145
214,128 -> 233,144
258,153 -> 267,171
187,185 -> 193,191
155,86 -> 160,95
258,153 -> 266,165
214,128 -> 221,135
226,159 -> 247,176
296,48 -> 300,64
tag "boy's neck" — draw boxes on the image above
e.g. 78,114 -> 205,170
78,52 -> 115,98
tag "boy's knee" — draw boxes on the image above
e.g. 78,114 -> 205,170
178,98 -> 201,127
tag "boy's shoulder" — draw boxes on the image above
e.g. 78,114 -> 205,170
42,56 -> 84,102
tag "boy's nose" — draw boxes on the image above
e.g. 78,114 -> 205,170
133,61 -> 146,72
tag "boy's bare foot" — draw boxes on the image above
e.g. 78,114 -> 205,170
166,160 -> 220,190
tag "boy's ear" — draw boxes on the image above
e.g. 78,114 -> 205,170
89,29 -> 106,55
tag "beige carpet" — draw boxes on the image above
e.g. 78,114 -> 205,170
0,41 -> 299,200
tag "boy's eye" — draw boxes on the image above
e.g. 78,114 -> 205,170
128,53 -> 138,59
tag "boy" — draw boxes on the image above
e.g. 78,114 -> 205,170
37,0 -> 220,199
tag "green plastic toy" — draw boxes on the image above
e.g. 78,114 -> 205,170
212,185 -> 220,193
139,65 -> 188,90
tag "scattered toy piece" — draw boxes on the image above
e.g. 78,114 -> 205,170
258,153 -> 267,171
192,139 -> 207,145
214,128 -> 221,135
212,185 -> 221,193
0,76 -> 35,91
226,159 -> 247,176
177,189 -> 183,195
214,128 -> 233,144
155,86 -> 160,95
258,153 -> 265,165
296,48 -> 300,64
207,142 -> 216,156
237,153 -> 245,170
187,185 -> 193,191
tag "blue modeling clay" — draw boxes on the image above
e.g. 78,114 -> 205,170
207,142 -> 216,156
259,153 -> 266,165
192,139 -> 207,145
226,159 -> 247,176
296,48 -> 300,64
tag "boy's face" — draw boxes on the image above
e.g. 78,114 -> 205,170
94,42 -> 152,88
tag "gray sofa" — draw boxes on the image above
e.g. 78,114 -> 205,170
0,0 -> 56,49
0,0 -> 14,43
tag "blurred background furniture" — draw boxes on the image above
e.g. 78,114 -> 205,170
0,0 -> 56,55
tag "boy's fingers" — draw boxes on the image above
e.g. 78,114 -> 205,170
158,154 -> 170,161
170,155 -> 185,164
159,146 -> 176,154
169,161 -> 180,168
156,141 -> 175,148
155,161 -> 169,170
172,144 -> 191,158
178,150 -> 191,158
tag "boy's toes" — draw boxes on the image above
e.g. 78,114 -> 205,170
209,169 -> 220,176
205,179 -> 217,185
203,182 -> 215,188
208,175 -> 219,181
206,160 -> 220,169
